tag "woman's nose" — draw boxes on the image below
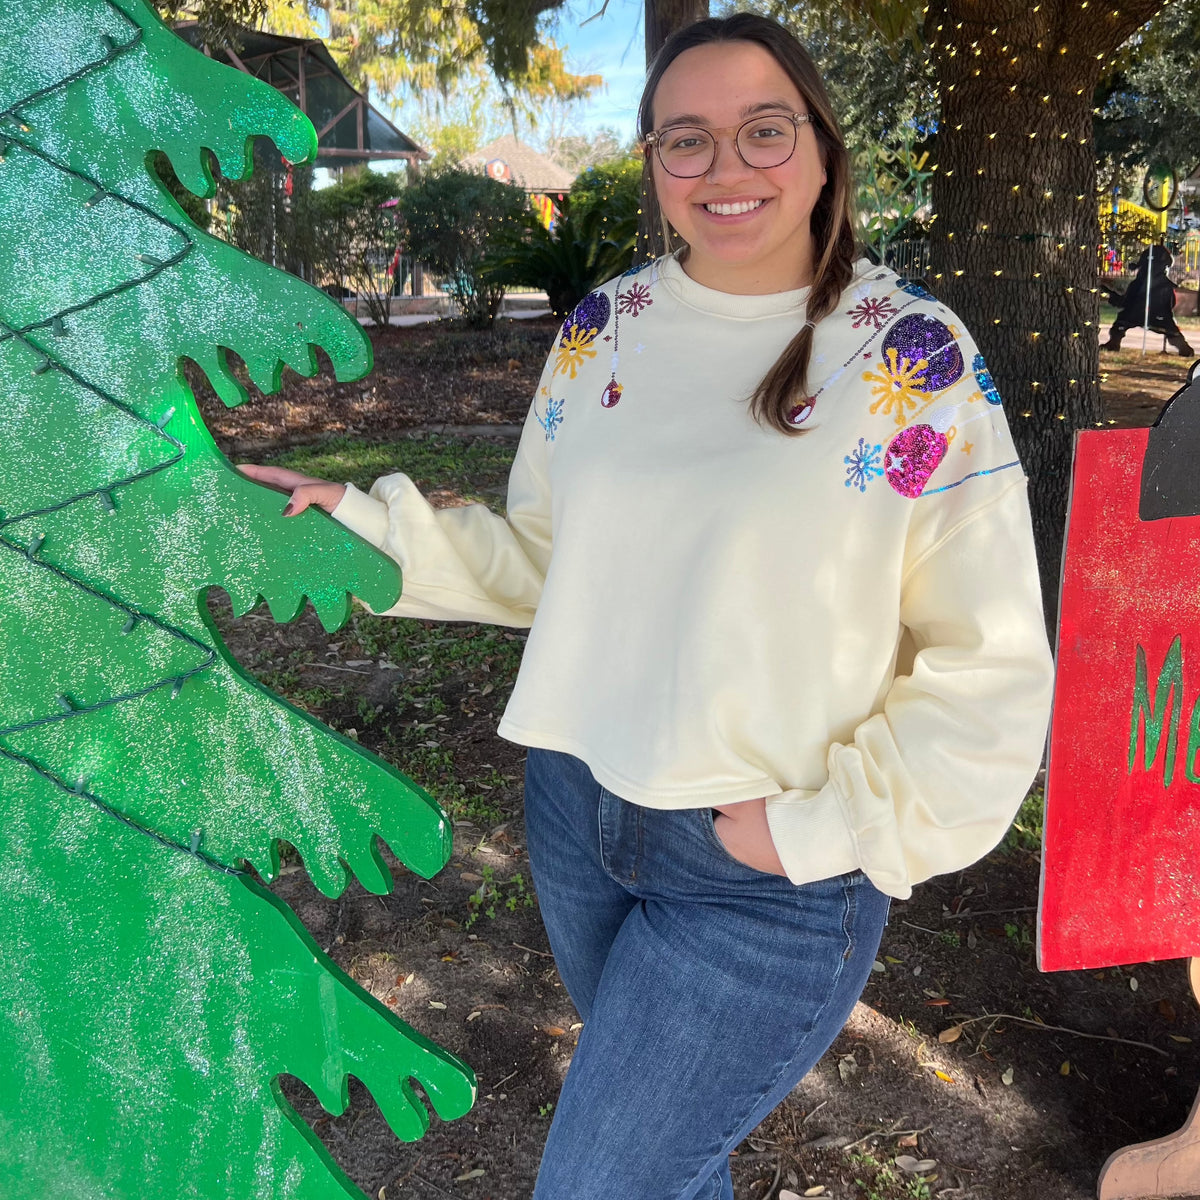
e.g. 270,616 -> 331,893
705,134 -> 753,184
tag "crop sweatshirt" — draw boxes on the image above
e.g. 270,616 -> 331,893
330,254 -> 1055,900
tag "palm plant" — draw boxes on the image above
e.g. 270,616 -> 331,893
484,195 -> 637,319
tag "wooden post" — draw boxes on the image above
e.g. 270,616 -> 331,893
1097,959 -> 1200,1199
407,156 -> 424,297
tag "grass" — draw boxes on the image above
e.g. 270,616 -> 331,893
350,612 -> 525,682
848,1151 -> 933,1200
465,864 -> 535,928
269,434 -> 516,509
1002,784 -> 1045,856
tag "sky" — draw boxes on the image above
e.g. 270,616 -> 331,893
549,0 -> 647,141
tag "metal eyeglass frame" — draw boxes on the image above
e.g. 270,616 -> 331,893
643,112 -> 816,179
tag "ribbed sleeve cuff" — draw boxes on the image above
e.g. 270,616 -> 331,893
330,483 -> 389,549
764,786 -> 861,887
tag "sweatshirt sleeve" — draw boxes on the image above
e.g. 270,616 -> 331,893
329,391 -> 553,628
765,473 -> 1054,900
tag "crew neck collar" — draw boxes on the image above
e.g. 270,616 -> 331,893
655,252 -> 812,319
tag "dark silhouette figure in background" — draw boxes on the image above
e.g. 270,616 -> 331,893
1103,245 -> 1194,355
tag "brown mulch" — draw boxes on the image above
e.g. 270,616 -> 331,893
1101,345 -> 1195,428
195,317 -> 560,457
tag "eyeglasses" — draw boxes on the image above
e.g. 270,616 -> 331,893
643,112 -> 816,179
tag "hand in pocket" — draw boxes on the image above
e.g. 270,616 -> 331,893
712,798 -> 787,876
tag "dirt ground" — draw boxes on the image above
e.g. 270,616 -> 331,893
199,319 -> 1200,1200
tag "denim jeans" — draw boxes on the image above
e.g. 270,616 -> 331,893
523,748 -> 890,1200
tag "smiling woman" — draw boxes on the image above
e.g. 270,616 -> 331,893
636,15 -> 856,435
240,14 -> 1054,1200
644,48 -> 826,294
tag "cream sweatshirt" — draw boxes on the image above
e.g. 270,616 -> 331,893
331,254 -> 1054,899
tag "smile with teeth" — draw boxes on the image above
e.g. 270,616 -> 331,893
703,199 -> 766,215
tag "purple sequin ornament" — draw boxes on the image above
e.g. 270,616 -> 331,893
882,314 -> 964,392
601,380 -> 623,408
885,424 -> 948,498
561,291 -> 611,341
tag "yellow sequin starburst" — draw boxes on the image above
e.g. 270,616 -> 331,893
554,323 -> 598,378
864,347 -> 931,426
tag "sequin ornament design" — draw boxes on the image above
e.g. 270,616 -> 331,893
899,280 -> 937,303
562,291 -> 612,339
847,295 -> 897,331
554,290 -> 610,379
864,348 -> 931,426
973,353 -> 1003,406
788,399 -> 815,426
616,281 -> 653,317
882,314 -> 964,392
554,324 -> 599,379
600,262 -> 658,410
885,424 -> 948,498
537,396 -> 565,441
844,438 -> 884,491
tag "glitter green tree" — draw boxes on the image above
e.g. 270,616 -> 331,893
0,2 -> 474,1195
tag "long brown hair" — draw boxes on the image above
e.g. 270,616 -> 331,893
636,14 -> 857,434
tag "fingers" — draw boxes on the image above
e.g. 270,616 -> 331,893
281,485 -> 319,517
235,463 -> 322,492
282,482 -> 346,517
235,465 -> 346,515
236,464 -> 303,496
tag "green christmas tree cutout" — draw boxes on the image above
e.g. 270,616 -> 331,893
0,2 -> 475,1195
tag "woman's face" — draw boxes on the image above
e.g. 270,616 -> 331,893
649,40 -> 827,295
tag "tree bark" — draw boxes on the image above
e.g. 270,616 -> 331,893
645,0 -> 709,67
923,0 -> 1166,629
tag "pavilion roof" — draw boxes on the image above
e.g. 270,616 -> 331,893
463,136 -> 574,194
173,24 -> 427,167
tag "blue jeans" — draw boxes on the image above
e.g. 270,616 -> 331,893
523,748 -> 890,1200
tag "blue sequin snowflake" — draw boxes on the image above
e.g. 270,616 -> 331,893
538,396 -> 565,441
844,437 -> 884,492
972,353 -> 1002,406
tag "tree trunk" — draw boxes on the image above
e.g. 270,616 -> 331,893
637,0 -> 709,254
924,0 -> 1166,629
645,0 -> 708,67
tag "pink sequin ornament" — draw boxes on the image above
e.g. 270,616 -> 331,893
601,380 -> 623,408
885,424 -> 947,498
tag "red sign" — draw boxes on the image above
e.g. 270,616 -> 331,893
1042,425 -> 1200,971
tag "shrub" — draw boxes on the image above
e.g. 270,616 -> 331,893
569,155 -> 642,236
309,168 -> 404,327
399,168 -> 530,328
215,142 -> 321,282
483,159 -> 640,319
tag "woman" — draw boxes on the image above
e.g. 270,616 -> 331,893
242,14 -> 1053,1198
